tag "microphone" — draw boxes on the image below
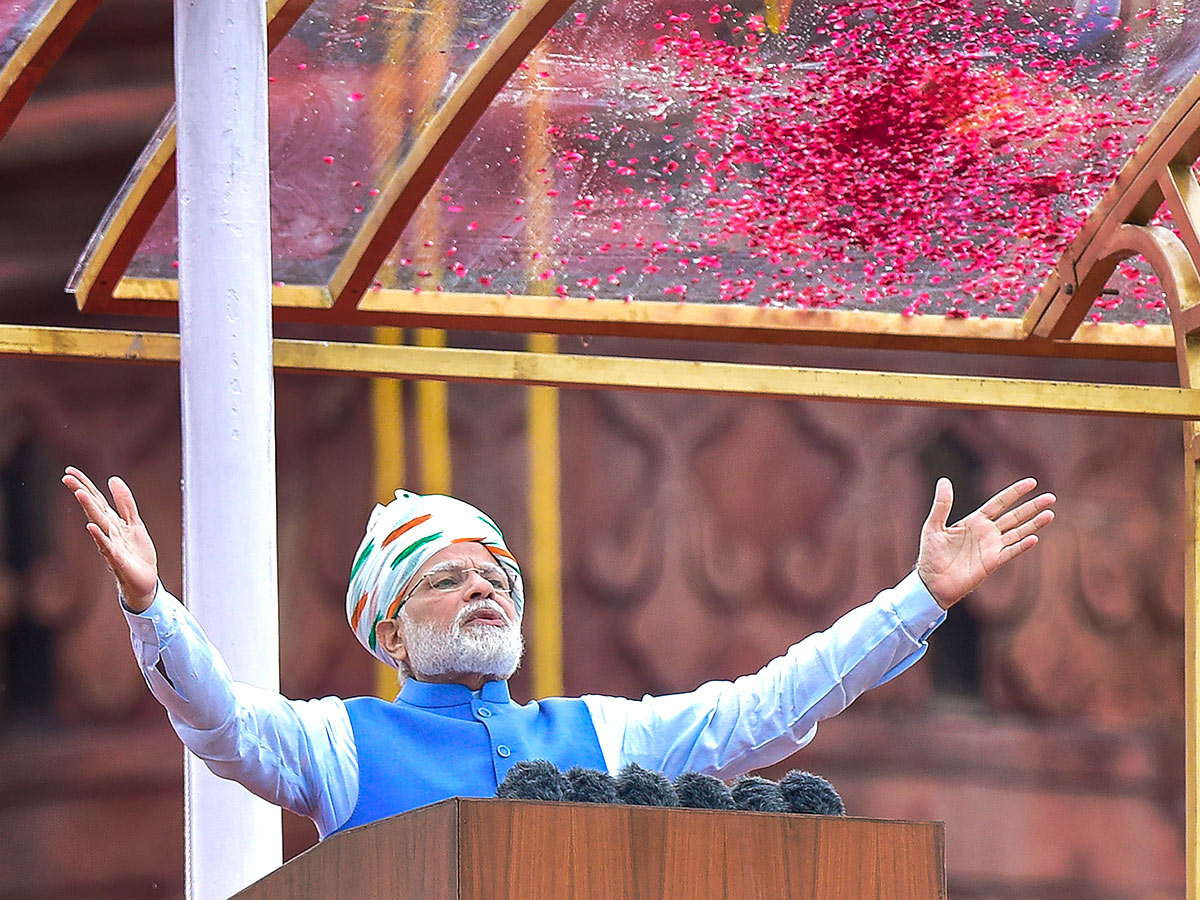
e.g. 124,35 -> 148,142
779,770 -> 846,816
616,763 -> 679,807
496,760 -> 568,801
731,775 -> 789,812
564,766 -> 620,804
673,772 -> 736,810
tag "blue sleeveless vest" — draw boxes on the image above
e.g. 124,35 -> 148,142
334,679 -> 606,834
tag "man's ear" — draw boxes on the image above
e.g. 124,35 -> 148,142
374,617 -> 408,668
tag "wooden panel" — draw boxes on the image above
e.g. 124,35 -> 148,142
459,799 -> 582,897
456,800 -> 943,900
230,799 -> 941,900
230,801 -> 457,900
724,810 -> 793,899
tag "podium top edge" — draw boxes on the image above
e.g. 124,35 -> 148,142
331,796 -> 944,836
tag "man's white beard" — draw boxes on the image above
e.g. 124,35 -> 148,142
401,599 -> 524,683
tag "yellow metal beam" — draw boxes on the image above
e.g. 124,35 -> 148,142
109,275 -> 1175,362
275,341 -> 1200,420
1189,424 -> 1200,900
1,323 -> 1198,418
370,328 -> 406,496
358,286 -> 1175,361
526,333 -> 563,700
413,328 -> 452,495
370,326 -> 405,700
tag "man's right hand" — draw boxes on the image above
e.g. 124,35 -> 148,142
63,467 -> 159,613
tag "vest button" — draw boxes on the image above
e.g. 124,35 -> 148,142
497,745 -> 511,758
477,707 -> 492,718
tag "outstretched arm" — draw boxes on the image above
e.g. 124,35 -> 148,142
584,572 -> 944,780
586,476 -> 1055,779
61,466 -> 358,837
916,477 -> 1056,609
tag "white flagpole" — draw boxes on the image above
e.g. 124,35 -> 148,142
173,0 -> 282,897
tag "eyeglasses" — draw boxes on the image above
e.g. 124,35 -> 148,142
395,563 -> 512,613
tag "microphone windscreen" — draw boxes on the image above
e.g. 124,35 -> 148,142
616,763 -> 679,807
673,772 -> 735,810
496,760 -> 567,801
779,770 -> 846,816
731,775 -> 789,812
564,767 -> 619,804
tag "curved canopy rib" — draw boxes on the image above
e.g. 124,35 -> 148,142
1026,68 -> 1200,349
1098,224 -> 1200,386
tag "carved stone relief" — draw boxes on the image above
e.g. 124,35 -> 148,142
561,384 -> 1185,726
0,364 -> 386,726
0,348 -> 1188,899
562,388 -> 944,701
0,359 -> 183,726
965,410 -> 1185,720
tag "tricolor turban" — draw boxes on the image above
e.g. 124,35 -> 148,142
345,490 -> 524,667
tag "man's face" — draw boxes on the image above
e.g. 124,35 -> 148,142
375,542 -> 523,688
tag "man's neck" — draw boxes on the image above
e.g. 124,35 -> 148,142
414,672 -> 492,692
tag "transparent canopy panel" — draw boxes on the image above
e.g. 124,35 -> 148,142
119,0 -> 526,287
376,0 -> 1199,323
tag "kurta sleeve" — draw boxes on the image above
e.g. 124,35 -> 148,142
581,571 -> 946,779
124,583 -> 360,838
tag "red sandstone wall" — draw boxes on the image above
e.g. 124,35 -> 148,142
0,0 -> 1187,896
0,346 -> 1184,899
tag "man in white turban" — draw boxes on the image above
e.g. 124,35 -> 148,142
63,466 -> 1053,838
344,490 -> 526,688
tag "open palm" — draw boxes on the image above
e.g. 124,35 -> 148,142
916,477 -> 1055,609
63,466 -> 159,612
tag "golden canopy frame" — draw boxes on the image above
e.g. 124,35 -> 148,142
2,0 -> 1200,894
56,0 -> 1175,361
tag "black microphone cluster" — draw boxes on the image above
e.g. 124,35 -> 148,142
496,761 -> 845,816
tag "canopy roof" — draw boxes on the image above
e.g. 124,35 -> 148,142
3,0 -> 1200,358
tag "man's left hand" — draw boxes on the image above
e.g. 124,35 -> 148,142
916,477 -> 1055,609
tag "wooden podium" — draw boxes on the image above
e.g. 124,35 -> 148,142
229,801 -> 945,897
230,799 -> 945,900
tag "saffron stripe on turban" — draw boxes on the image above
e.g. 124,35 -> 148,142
345,490 -> 524,668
